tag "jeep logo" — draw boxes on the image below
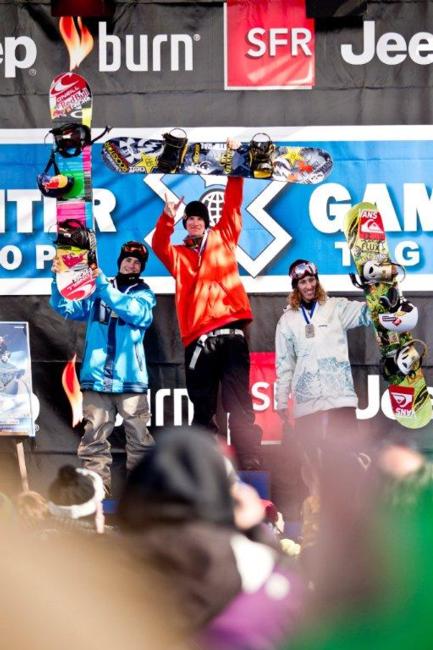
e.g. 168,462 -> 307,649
341,20 -> 433,65
0,36 -> 37,78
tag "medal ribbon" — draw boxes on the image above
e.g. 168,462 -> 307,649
301,301 -> 316,325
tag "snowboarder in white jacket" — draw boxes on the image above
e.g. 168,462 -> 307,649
275,259 -> 370,439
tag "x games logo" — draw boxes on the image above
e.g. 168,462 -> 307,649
144,175 -> 290,278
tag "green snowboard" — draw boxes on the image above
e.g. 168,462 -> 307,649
343,202 -> 431,429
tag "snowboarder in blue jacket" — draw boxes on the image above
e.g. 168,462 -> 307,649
50,241 -> 156,494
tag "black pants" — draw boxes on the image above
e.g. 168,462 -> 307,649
295,407 -> 359,444
294,407 -> 366,500
185,331 -> 262,466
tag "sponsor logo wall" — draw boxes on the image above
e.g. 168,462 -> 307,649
1,2 -> 433,127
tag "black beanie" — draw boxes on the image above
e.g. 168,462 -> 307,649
289,258 -> 318,288
182,200 -> 210,229
117,242 -> 148,273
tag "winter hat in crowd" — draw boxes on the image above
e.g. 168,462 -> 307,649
117,241 -> 149,273
117,427 -> 235,530
288,258 -> 319,289
182,201 -> 210,229
47,465 -> 105,519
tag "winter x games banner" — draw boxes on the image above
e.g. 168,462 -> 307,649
1,125 -> 432,294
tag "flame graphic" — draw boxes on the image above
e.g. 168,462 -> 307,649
62,354 -> 83,427
60,17 -> 94,70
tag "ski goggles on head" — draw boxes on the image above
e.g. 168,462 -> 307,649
119,241 -> 149,270
289,262 -> 318,281
121,241 -> 148,258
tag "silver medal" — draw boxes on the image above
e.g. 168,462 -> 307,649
305,323 -> 315,338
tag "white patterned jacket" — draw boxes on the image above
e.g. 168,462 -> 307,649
275,297 -> 370,418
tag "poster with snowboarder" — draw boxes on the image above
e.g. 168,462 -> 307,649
0,322 -> 35,437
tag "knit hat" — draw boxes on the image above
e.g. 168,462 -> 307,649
182,200 -> 210,229
117,241 -> 149,273
117,427 -> 235,530
288,259 -> 318,288
47,465 -> 105,519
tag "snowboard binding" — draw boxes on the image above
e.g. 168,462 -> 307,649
378,286 -> 418,332
362,260 -> 405,284
350,260 -> 405,290
248,133 -> 275,179
50,123 -> 91,157
37,151 -> 74,198
381,339 -> 428,380
158,129 -> 188,173
55,219 -> 97,264
49,124 -> 111,158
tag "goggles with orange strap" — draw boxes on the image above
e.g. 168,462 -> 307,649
121,241 -> 148,259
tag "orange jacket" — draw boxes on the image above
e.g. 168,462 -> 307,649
152,177 -> 253,347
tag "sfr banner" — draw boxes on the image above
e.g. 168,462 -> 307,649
224,0 -> 315,89
250,351 -> 292,443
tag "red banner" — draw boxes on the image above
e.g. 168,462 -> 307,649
225,0 -> 315,90
250,351 -> 294,442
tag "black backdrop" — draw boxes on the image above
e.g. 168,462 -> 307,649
2,1 -> 433,127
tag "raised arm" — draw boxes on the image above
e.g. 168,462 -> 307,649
94,273 -> 156,329
213,176 -> 244,244
338,298 -> 371,330
151,194 -> 182,275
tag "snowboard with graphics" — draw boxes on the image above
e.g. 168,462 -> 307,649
101,134 -> 333,184
343,202 -> 431,429
48,72 -> 96,301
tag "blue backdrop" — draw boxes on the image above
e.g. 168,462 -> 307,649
1,136 -> 432,291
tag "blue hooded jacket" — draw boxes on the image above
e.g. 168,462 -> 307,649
50,272 -> 156,393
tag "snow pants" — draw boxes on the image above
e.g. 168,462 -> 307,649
78,390 -> 154,491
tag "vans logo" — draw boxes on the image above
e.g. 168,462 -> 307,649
389,384 -> 415,418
